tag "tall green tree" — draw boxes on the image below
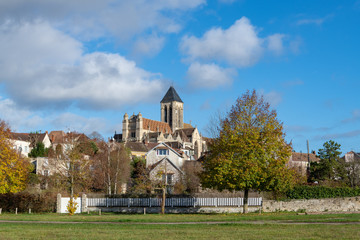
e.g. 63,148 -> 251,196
201,90 -> 295,213
314,140 -> 345,182
28,142 -> 48,158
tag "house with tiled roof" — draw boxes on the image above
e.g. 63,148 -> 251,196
343,151 -> 360,187
288,151 -> 320,175
146,142 -> 184,192
9,131 -> 51,157
115,86 -> 207,160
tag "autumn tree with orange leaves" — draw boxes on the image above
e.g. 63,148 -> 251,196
201,90 -> 296,213
0,120 -> 31,193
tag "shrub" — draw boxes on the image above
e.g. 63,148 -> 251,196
0,192 -> 57,212
286,185 -> 360,199
66,197 -> 78,216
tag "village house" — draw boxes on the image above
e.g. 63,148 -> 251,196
288,151 -> 320,175
146,142 -> 184,192
9,131 -> 51,157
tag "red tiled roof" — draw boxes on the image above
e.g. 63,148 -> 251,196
10,132 -> 30,142
184,123 -> 193,128
291,152 -> 319,162
125,142 -> 148,153
143,118 -> 172,134
49,131 -> 66,144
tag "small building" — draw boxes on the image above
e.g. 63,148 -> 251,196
146,142 -> 184,191
9,131 -> 51,157
288,151 -> 320,175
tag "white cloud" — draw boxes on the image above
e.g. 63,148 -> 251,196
181,17 -> 264,67
0,21 -> 166,110
218,0 -> 238,4
282,79 -> 304,88
132,34 -> 165,57
0,96 -> 114,135
0,20 -> 82,71
267,34 -> 285,55
0,97 -> 43,131
297,18 -> 325,26
0,0 -> 205,42
186,62 -> 236,88
342,109 -> 360,123
51,113 -> 108,135
263,91 -> 282,107
296,15 -> 333,26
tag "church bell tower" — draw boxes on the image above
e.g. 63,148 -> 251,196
161,86 -> 184,132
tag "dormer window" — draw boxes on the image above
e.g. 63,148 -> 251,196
157,149 -> 168,155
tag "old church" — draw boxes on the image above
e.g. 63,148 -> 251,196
114,86 -> 207,160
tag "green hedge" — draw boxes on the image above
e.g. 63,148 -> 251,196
0,192 -> 57,213
286,186 -> 360,199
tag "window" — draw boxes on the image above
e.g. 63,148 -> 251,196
162,173 -> 173,185
157,149 -> 168,155
131,132 -> 136,138
43,170 -> 49,176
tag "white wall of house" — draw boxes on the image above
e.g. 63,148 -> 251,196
42,133 -> 51,148
11,139 -> 31,157
146,143 -> 183,168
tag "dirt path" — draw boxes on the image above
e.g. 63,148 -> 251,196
0,220 -> 359,225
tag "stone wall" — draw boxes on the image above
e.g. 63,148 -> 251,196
263,197 -> 360,212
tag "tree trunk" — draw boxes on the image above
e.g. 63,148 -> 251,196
70,161 -> 74,199
243,188 -> 249,214
161,187 -> 165,214
107,144 -> 112,195
114,147 -> 120,194
161,160 -> 167,214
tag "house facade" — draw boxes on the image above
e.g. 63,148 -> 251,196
288,151 -> 320,175
9,132 -> 51,157
146,142 -> 184,191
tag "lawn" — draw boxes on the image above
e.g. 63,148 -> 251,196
0,211 -> 359,223
0,221 -> 359,240
0,212 -> 359,239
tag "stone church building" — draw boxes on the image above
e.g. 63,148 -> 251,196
114,86 -> 207,160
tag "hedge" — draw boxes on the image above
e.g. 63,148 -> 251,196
286,186 -> 360,199
0,192 -> 57,213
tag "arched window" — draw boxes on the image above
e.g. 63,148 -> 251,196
164,106 -> 168,123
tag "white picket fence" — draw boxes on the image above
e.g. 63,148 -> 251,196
87,197 -> 262,208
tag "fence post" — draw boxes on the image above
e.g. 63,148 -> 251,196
0,208 -> 2,214
149,198 -> 152,208
81,194 -> 87,213
238,198 -> 240,208
106,197 -> 109,208
215,198 -> 218,207
128,198 -> 131,208
193,197 -> 196,208
29,208 -> 31,214
56,193 -> 62,213
15,208 -> 18,214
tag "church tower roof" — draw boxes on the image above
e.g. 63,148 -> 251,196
160,86 -> 183,103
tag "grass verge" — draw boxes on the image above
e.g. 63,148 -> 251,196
0,222 -> 359,240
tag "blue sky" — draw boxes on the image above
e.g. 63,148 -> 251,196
0,0 -> 359,154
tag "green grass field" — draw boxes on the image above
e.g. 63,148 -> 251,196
0,212 -> 359,239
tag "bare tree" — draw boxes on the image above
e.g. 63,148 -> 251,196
92,141 -> 131,195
